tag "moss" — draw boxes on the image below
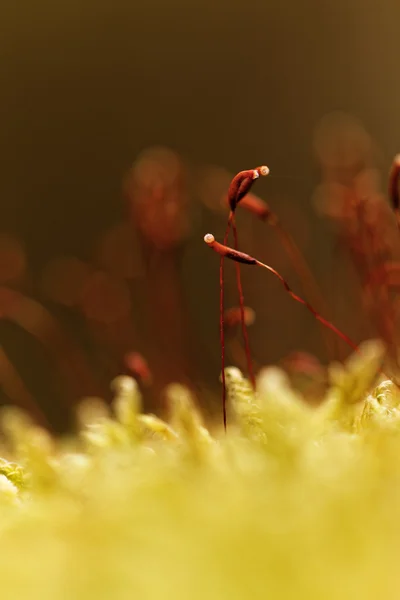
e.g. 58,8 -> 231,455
0,340 -> 399,599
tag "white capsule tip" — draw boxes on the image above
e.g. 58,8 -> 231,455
259,165 -> 270,176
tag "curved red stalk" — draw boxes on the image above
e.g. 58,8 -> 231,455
254,259 -> 359,353
205,233 -> 359,355
235,192 -> 336,359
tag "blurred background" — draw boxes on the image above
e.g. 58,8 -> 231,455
1,0 -> 400,430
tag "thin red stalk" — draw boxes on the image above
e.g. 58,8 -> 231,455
220,212 -> 256,429
220,218 -> 232,430
206,231 -> 399,422
205,234 -> 359,355
231,215 -> 256,388
218,166 -> 269,428
254,259 -> 359,353
219,251 -> 226,429
236,193 -> 335,359
274,222 -> 337,359
255,255 -> 395,383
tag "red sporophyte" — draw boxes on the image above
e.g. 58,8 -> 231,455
205,233 -> 358,348
220,166 -> 269,429
205,232 -> 365,426
227,188 -> 334,358
227,166 -> 270,212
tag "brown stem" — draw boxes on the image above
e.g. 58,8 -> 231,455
205,233 -> 359,355
231,217 -> 256,388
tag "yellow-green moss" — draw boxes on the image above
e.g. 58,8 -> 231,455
0,340 -> 399,599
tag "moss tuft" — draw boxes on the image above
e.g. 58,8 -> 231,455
0,341 -> 399,599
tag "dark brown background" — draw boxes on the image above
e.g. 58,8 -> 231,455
0,1 -> 399,427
